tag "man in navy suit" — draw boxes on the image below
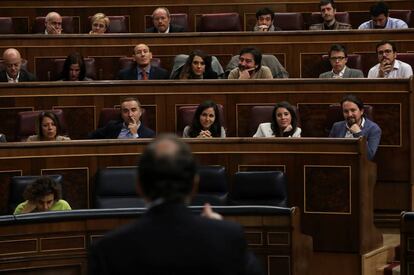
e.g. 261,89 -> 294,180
117,44 -> 169,80
89,134 -> 263,275
146,7 -> 185,33
0,48 -> 36,83
88,96 -> 155,139
329,94 -> 381,160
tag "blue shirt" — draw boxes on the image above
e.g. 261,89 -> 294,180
358,17 -> 408,29
136,66 -> 151,80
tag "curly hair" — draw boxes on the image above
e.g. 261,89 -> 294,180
188,100 -> 222,137
23,176 -> 61,202
270,101 -> 298,137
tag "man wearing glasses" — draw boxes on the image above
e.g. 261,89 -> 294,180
320,44 -> 364,78
227,47 -> 273,79
368,40 -> 413,78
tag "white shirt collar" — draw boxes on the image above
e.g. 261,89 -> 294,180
6,72 -> 19,83
332,66 -> 347,78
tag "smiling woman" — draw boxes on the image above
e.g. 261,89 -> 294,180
182,100 -> 226,138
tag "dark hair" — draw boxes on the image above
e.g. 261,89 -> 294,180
120,96 -> 141,107
23,176 -> 61,202
340,94 -> 364,111
255,7 -> 275,20
37,111 -> 62,140
239,47 -> 262,70
188,100 -> 222,137
319,0 -> 336,9
60,52 -> 86,81
270,101 -> 298,137
179,50 -> 215,79
376,40 -> 397,53
370,1 -> 389,17
138,134 -> 197,202
329,44 -> 347,58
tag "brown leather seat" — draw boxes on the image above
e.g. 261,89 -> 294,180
0,17 -> 15,34
274,12 -> 304,30
249,105 -> 301,136
88,15 -> 129,33
32,16 -> 75,33
396,53 -> 414,69
176,104 -> 225,136
53,57 -> 97,80
16,109 -> 67,141
389,10 -> 412,26
325,104 -> 373,136
98,108 -> 148,128
199,13 -> 242,32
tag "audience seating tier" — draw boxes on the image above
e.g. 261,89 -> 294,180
0,79 -> 412,222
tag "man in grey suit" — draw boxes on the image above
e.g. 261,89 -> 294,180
319,44 -> 364,78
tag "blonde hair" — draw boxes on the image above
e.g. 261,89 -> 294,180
91,13 -> 110,29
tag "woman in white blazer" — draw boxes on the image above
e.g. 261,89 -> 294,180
253,101 -> 301,137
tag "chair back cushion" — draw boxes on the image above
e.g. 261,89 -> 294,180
396,53 -> 414,69
321,54 -> 363,75
33,16 -> 75,33
274,13 -> 303,30
16,109 -> 67,141
0,17 -> 15,34
94,168 -> 145,208
53,57 -> 97,80
389,10 -> 412,25
176,104 -> 225,136
9,175 -> 63,213
191,165 -> 228,206
228,171 -> 288,207
200,13 -> 242,32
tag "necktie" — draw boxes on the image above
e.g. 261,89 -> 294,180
141,71 -> 148,80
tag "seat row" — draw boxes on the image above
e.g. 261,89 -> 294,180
7,168 -> 288,214
12,103 -> 374,141
0,9 -> 412,34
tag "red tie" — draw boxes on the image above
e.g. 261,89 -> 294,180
141,71 -> 148,80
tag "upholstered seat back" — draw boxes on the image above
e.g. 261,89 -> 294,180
53,57 -> 97,80
32,16 -> 75,33
228,171 -> 288,207
274,12 -> 304,30
16,109 -> 67,141
0,17 -> 15,34
325,104 -> 373,135
199,13 -> 242,32
191,165 -> 228,206
176,104 -> 225,136
9,175 -> 63,214
94,168 -> 145,209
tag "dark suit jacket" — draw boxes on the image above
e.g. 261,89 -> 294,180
88,120 -> 155,139
145,23 -> 185,33
0,69 -> 36,82
329,118 -> 381,160
89,202 -> 263,275
117,64 -> 169,80
319,67 -> 364,78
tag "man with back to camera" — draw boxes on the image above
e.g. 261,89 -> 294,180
146,7 -> 185,33
44,11 -> 63,34
117,43 -> 169,80
88,134 -> 263,275
310,0 -> 352,30
0,48 -> 36,82
329,94 -> 381,160
367,40 -> 413,78
88,96 -> 155,139
358,1 -> 408,29
319,44 -> 364,78
228,47 -> 273,79
253,7 -> 280,32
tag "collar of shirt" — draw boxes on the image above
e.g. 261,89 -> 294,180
6,72 -> 19,83
332,66 -> 346,78
136,66 -> 151,79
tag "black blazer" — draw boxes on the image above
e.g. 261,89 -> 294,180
88,120 -> 155,139
145,23 -> 185,33
117,64 -> 169,80
0,69 -> 36,82
89,203 -> 263,275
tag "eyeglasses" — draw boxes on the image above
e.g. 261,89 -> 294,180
377,49 -> 393,55
329,56 -> 346,61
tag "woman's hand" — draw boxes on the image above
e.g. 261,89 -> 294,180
197,130 -> 212,138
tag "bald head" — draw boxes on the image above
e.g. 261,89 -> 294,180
45,12 -> 62,34
3,48 -> 22,79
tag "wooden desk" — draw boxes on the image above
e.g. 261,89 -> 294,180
0,138 -> 382,259
0,78 -> 412,217
0,206 -> 312,275
0,30 -> 413,78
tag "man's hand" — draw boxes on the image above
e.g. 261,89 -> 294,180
128,117 -> 139,135
238,67 -> 255,79
257,24 -> 269,32
201,203 -> 222,220
349,123 -> 361,134
378,59 -> 392,77
21,201 -> 37,214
